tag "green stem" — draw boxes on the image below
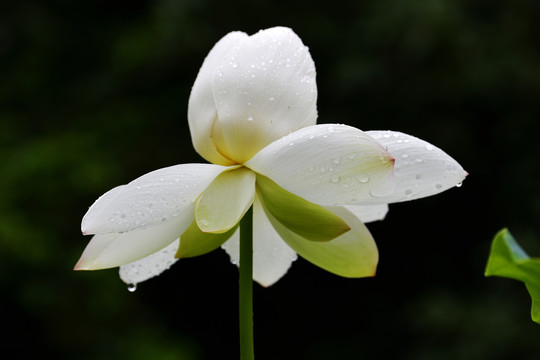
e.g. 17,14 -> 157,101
239,206 -> 254,360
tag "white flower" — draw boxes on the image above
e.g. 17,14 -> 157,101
75,27 -> 467,287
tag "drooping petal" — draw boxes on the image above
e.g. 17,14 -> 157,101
176,220 -> 238,258
366,131 -> 467,204
188,31 -> 248,165
195,167 -> 256,233
256,174 -> 350,242
344,204 -> 389,223
119,239 -> 179,286
75,209 -> 193,270
211,26 -> 318,163
221,194 -> 297,287
245,124 -> 395,206
262,203 -> 378,278
81,164 -> 228,235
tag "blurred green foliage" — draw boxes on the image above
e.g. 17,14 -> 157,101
1,0 -> 540,359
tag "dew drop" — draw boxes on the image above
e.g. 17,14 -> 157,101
456,182 -> 463,188
330,175 -> 340,183
231,62 -> 238,68
127,283 -> 137,292
356,174 -> 370,183
269,96 -> 275,101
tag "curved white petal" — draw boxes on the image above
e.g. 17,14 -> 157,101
75,208 -> 192,270
344,204 -> 389,223
211,26 -> 318,163
188,31 -> 248,165
366,131 -> 467,204
221,195 -> 297,287
81,163 -> 228,235
119,239 -> 179,286
246,124 -> 395,206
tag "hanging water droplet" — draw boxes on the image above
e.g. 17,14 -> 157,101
127,283 -> 137,292
455,182 -> 463,188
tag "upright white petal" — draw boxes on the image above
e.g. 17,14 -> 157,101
75,209 -> 192,270
119,239 -> 180,286
211,26 -> 318,163
221,195 -> 297,287
366,131 -> 467,204
246,124 -> 395,206
81,164 -> 228,235
188,31 -> 248,165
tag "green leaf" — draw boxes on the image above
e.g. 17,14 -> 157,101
485,228 -> 540,324
256,174 -> 350,242
176,220 -> 238,259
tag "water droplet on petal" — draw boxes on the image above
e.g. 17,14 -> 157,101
456,182 -> 463,188
127,283 -> 137,292
355,174 -> 370,183
247,115 -> 254,121
425,144 -> 434,151
330,175 -> 340,183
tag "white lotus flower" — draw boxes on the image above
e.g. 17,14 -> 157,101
75,27 -> 467,287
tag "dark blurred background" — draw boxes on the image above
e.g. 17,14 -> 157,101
2,0 -> 540,359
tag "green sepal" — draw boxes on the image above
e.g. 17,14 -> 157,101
260,201 -> 378,278
176,220 -> 238,259
256,174 -> 350,242
485,228 -> 540,324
